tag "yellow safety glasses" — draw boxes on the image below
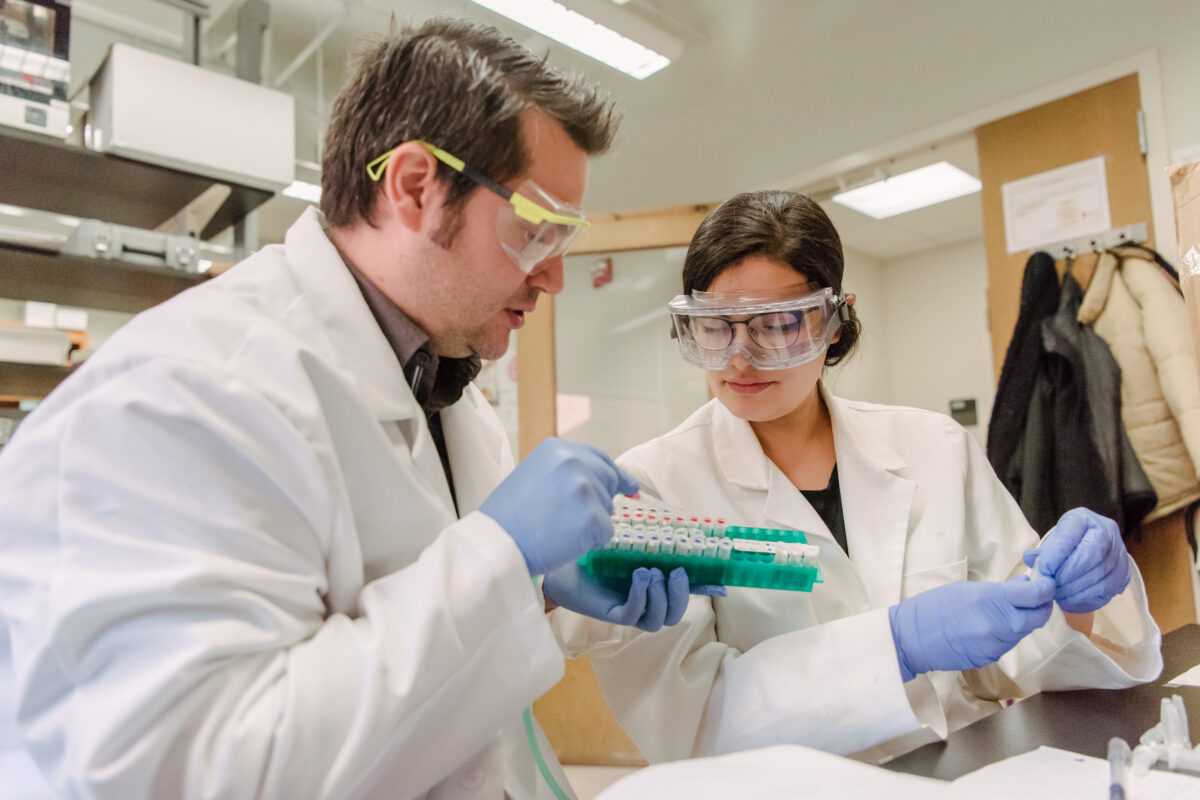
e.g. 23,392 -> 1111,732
367,140 -> 590,274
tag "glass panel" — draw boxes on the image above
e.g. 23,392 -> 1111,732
555,248 -> 709,458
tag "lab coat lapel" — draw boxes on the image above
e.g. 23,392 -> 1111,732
440,387 -> 510,517
825,386 -> 916,607
710,402 -> 833,543
282,208 -> 457,518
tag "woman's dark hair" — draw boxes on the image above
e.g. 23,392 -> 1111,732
681,189 -> 861,366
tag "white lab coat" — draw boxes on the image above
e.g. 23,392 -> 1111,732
0,207 -> 573,800
554,386 -> 1162,763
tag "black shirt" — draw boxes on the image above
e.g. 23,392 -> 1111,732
800,465 -> 848,557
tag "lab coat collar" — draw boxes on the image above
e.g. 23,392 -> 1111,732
283,207 -> 422,424
710,381 -> 908,491
825,385 -> 915,607
711,382 -> 915,606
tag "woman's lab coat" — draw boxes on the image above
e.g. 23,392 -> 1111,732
554,386 -> 1163,762
0,207 -> 571,800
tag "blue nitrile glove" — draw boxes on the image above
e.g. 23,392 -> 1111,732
480,437 -> 638,575
888,576 -> 1056,682
543,563 -> 726,632
1022,507 -> 1132,614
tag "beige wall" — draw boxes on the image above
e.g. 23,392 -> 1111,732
877,238 -> 994,446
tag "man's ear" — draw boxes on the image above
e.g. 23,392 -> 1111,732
380,142 -> 442,231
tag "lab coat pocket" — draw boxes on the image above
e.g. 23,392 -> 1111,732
901,557 -> 968,597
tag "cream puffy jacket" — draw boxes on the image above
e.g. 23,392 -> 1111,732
1078,249 -> 1200,521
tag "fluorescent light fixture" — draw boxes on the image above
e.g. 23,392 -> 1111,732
832,161 -> 982,219
282,180 -> 322,204
466,0 -> 682,79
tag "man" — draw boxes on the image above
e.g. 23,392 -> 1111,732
0,18 -> 692,799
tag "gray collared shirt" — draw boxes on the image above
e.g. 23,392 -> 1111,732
334,246 -> 481,511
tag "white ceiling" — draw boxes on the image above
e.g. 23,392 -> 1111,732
63,0 -> 1200,261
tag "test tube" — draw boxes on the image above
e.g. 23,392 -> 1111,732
632,533 -> 647,553
691,535 -> 706,555
646,513 -> 658,527
676,537 -> 693,557
704,537 -> 720,558
647,535 -> 661,554
718,539 -> 734,560
714,518 -> 727,536
701,517 -> 714,535
660,534 -> 675,555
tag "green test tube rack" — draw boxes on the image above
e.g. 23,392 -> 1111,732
579,517 -> 823,592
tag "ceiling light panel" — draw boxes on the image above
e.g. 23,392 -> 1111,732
832,161 -> 982,219
466,0 -> 682,79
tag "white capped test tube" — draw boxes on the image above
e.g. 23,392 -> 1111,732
676,537 -> 693,556
660,534 -> 675,555
701,517 -> 714,535
718,539 -> 734,560
632,533 -> 647,553
714,518 -> 727,536
691,535 -> 706,554
632,523 -> 646,536
704,537 -> 720,558
647,535 -> 661,554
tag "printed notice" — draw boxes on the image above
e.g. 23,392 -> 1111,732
1001,157 -> 1112,254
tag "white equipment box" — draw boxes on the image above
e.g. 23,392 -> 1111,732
85,44 -> 294,192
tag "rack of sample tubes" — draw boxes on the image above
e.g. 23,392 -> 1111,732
578,498 -> 823,592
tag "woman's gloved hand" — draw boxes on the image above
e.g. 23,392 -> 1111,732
888,576 -> 1056,682
543,563 -> 726,632
1022,507 -> 1132,614
479,437 -> 638,575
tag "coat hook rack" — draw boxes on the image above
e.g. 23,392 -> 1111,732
1042,222 -> 1148,261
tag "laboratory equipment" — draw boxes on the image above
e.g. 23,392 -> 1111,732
1108,736 -> 1129,800
579,498 -> 822,591
0,1 -> 71,137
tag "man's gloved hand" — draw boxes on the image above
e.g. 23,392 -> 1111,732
1022,507 -> 1132,614
479,437 -> 638,575
543,563 -> 727,632
888,576 -> 1056,682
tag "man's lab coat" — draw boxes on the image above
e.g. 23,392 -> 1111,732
0,207 -> 572,799
555,387 -> 1162,762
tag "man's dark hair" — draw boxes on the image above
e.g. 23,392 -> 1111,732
320,17 -> 620,244
681,190 -> 862,366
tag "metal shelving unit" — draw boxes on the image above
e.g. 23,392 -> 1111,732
1,127 -> 271,401
0,360 -> 73,401
1,127 -> 273,239
0,245 -> 209,313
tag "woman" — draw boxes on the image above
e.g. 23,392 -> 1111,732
551,190 -> 1162,762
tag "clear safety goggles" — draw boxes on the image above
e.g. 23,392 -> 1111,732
366,140 -> 590,274
668,284 -> 849,370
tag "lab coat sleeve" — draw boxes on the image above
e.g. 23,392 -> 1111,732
3,361 -> 563,800
551,453 -> 926,762
954,418 -> 1163,700
558,594 -> 925,761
